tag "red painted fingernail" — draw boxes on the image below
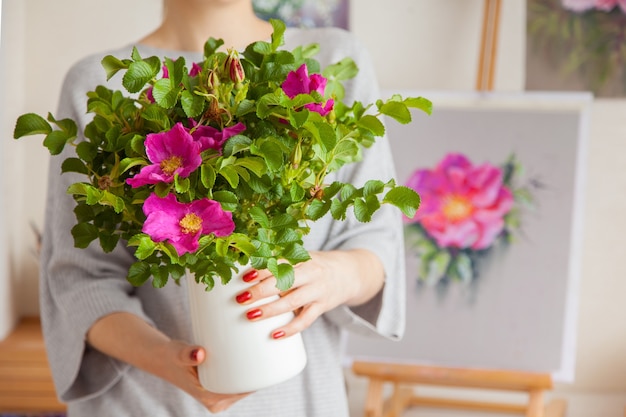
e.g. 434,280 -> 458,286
272,330 -> 285,340
190,348 -> 199,361
243,269 -> 258,282
236,291 -> 252,304
246,309 -> 262,320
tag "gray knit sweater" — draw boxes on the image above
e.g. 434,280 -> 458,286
39,27 -> 405,417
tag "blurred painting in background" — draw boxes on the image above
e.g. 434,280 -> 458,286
253,0 -> 349,29
527,0 -> 626,97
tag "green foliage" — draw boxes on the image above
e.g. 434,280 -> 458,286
528,0 -> 626,95
14,20 -> 431,290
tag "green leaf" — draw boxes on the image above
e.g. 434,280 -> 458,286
76,141 -> 98,162
267,259 -> 295,291
127,261 -> 152,287
282,243 -> 310,264
43,130 -> 72,155
13,113 -> 52,138
357,115 -> 385,137
99,232 -> 120,253
379,101 -> 412,124
151,265 -> 170,288
123,60 -> 156,94
153,78 -> 180,109
404,96 -> 433,115
71,223 -> 99,248
259,141 -> 283,172
235,157 -> 266,177
269,19 -> 286,51
249,206 -> 270,228
363,180 -> 385,197
99,191 -> 125,213
181,90 -> 206,118
306,199 -> 331,220
61,157 -> 88,175
219,165 -> 240,188
383,186 -> 420,218
201,164 -> 216,189
101,55 -> 128,80
322,57 -> 358,81
129,234 -> 157,260
213,191 -> 238,211
269,213 -> 298,230
204,37 -> 225,57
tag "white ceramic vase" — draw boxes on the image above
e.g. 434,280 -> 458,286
186,264 -> 307,394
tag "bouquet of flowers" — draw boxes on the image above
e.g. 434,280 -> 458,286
14,20 -> 430,291
403,153 -> 533,286
528,0 -> 626,95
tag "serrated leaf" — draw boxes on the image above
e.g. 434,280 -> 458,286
249,206 -> 270,228
383,186 -> 421,218
153,78 -> 180,109
322,57 -> 358,81
151,265 -> 170,288
71,223 -> 99,248
404,96 -> 433,115
363,180 -> 385,197
127,261 -> 152,287
13,113 -> 52,138
357,115 -> 385,136
99,232 -> 120,253
43,130 -> 72,155
123,60 -> 156,94
61,157 -> 89,175
282,243 -> 310,263
213,190 -> 238,211
219,165 -> 240,188
101,55 -> 128,80
181,90 -> 206,118
201,163 -> 216,189
379,101 -> 412,124
306,199 -> 331,220
268,260 -> 295,291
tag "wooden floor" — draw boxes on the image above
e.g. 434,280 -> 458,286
0,317 -> 66,413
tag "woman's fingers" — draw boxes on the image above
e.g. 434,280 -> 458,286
270,303 -> 324,339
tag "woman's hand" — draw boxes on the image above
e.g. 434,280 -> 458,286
234,249 -> 384,339
86,312 -> 250,413
158,341 -> 250,413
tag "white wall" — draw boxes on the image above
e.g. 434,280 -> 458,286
2,0 -> 626,396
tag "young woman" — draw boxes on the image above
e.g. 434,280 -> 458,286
39,0 -> 406,415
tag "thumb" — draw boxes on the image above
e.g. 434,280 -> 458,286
176,342 -> 207,366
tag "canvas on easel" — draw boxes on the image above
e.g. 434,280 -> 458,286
344,91 -> 589,417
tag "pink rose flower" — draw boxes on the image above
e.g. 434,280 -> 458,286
282,64 -> 334,116
188,121 -> 246,152
142,193 -> 235,256
127,123 -> 202,188
405,153 -> 514,250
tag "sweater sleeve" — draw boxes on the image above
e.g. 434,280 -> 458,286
39,54 -> 155,402
303,29 -> 406,341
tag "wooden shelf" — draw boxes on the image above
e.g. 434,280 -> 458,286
0,317 -> 66,413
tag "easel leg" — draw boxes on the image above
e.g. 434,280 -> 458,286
527,389 -> 544,417
364,378 -> 384,417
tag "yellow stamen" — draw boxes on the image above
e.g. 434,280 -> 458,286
160,156 -> 183,176
442,195 -> 473,222
179,213 -> 203,235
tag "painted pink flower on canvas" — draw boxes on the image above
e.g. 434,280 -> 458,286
282,64 -> 334,116
595,0 -> 626,12
142,193 -> 235,255
405,153 -> 514,250
127,123 -> 202,188
188,121 -> 246,152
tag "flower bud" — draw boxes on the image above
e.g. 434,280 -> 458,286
225,49 -> 245,84
291,142 -> 302,169
207,69 -> 220,93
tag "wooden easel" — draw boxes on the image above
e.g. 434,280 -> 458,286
476,0 -> 502,91
350,6 -> 572,417
352,361 -> 566,417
